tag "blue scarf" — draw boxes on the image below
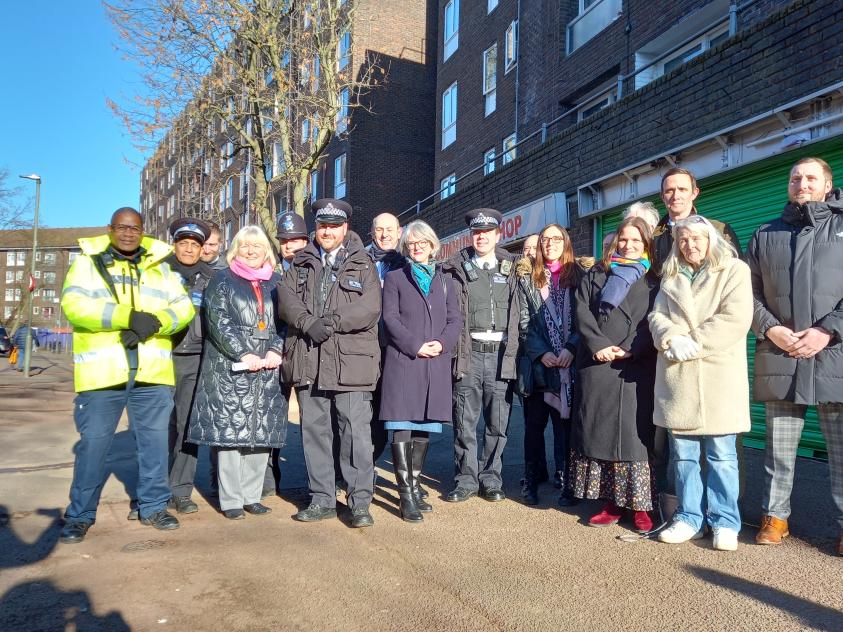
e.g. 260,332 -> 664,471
599,253 -> 650,316
411,262 -> 435,296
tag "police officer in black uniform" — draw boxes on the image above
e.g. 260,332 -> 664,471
443,209 -> 520,502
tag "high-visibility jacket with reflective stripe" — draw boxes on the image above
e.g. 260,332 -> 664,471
61,234 -> 194,392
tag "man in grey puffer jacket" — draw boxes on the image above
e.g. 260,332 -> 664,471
747,157 -> 843,556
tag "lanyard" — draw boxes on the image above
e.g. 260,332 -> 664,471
250,280 -> 266,330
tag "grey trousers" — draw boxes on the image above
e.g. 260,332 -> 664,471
762,401 -> 843,528
217,447 -> 270,511
297,386 -> 374,511
453,347 -> 513,491
169,354 -> 201,498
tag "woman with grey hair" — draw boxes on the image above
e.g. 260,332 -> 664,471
623,201 -> 660,231
648,215 -> 752,550
188,225 -> 288,520
379,220 -> 463,522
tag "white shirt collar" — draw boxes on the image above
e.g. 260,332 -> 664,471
472,251 -> 498,269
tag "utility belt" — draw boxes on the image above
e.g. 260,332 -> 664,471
470,339 -> 505,353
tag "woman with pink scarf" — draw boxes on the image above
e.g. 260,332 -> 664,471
188,226 -> 288,520
516,224 -> 581,507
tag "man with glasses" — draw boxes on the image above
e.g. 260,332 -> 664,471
59,208 -> 194,543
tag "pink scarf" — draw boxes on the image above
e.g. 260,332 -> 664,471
230,258 -> 274,281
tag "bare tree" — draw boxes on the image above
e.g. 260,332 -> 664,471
0,167 -> 31,230
106,0 -> 378,241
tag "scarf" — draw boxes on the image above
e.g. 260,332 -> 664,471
411,262 -> 435,296
230,257 -> 274,281
164,253 -> 212,284
539,270 -> 573,417
598,252 -> 651,316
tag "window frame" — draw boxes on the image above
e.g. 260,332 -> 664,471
505,20 -> 518,73
443,0 -> 460,61
440,173 -> 456,200
483,44 -> 497,117
502,134 -> 517,165
334,153 -> 347,198
441,82 -> 458,149
483,148 -> 497,176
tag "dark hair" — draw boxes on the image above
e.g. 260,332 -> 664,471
660,167 -> 698,193
601,217 -> 653,269
110,207 -> 142,226
791,156 -> 833,185
206,220 -> 221,237
532,224 -> 576,289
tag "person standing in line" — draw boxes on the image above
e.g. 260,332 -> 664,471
521,234 -> 539,260
570,216 -> 659,534
649,216 -> 753,551
443,209 -> 520,503
379,220 -> 462,522
276,212 -> 309,272
200,221 -> 228,272
187,225 -> 288,520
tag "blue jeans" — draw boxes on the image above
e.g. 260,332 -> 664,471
65,370 -> 174,523
669,433 -> 741,532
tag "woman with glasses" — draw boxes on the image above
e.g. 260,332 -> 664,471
570,216 -> 660,533
649,216 -> 752,551
378,220 -> 462,522
187,226 -> 288,520
516,225 -> 580,506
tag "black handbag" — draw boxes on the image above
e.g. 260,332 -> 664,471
515,352 -> 558,397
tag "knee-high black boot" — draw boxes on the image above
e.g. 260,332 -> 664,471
392,442 -> 423,523
411,439 -> 433,512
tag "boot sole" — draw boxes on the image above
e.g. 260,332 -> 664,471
756,534 -> 789,545
588,519 -> 620,528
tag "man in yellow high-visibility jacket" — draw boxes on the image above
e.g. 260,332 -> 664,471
59,207 -> 194,544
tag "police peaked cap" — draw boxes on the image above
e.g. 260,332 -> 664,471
169,217 -> 211,244
312,198 -> 352,224
465,208 -> 503,230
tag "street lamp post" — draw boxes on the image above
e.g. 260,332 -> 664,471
19,174 -> 41,378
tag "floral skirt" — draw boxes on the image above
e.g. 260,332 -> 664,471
569,451 -> 657,512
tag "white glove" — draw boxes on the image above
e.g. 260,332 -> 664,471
667,335 -> 700,362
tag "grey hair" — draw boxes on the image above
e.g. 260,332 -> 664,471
661,215 -> 736,279
623,201 -> 660,230
398,220 -> 441,259
226,225 -> 278,267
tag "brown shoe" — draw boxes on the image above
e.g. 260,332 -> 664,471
756,515 -> 789,545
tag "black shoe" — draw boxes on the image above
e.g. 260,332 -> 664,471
244,503 -> 272,515
223,508 -> 245,520
261,487 -> 275,499
351,507 -> 374,528
168,496 -> 199,514
417,485 -> 429,500
445,487 -> 477,503
552,470 -> 564,489
127,509 -> 139,521
537,468 -> 550,484
60,521 -> 91,544
557,493 -> 579,507
481,487 -> 506,502
140,510 -> 180,530
521,478 -> 539,506
293,504 -> 337,522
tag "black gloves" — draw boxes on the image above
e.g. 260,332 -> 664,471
120,329 -> 141,349
129,311 -> 162,342
306,316 -> 334,344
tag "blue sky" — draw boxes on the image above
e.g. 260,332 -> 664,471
1,2 -> 147,228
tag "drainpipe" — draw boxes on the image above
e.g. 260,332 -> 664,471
513,0 -> 521,140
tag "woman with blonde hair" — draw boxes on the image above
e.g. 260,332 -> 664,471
649,215 -> 752,551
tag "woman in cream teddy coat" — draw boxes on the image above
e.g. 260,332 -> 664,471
648,216 -> 753,551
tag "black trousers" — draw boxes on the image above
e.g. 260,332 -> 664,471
522,393 -> 569,484
169,353 -> 201,497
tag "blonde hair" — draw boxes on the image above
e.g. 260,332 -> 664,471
399,220 -> 441,259
226,225 -> 278,267
661,215 -> 736,279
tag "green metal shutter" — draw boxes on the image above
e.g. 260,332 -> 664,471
596,137 -> 843,458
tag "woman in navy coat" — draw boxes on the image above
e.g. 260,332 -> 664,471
379,220 -> 463,522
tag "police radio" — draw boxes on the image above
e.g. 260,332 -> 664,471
462,260 -> 478,282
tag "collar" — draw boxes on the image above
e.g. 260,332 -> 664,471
472,252 -> 498,270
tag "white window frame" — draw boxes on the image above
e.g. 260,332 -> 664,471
488,0 -> 498,13
42,306 -> 53,319
441,82 -> 458,149
577,86 -> 617,121
440,174 -> 456,200
502,134 -> 517,165
484,148 -> 497,175
337,88 -> 350,133
566,0 -> 622,55
43,252 -> 56,266
443,0 -> 459,61
334,154 -> 347,198
16,251 -> 25,266
483,44 -> 497,117
44,272 -> 56,285
5,271 -> 12,283
505,21 -> 518,73
659,25 -> 730,77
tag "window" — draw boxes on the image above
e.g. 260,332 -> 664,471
443,0 -> 459,61
302,118 -> 311,145
338,31 -> 351,71
35,251 -> 41,262
505,21 -> 518,72
225,220 -> 233,245
4,289 -> 13,301
336,88 -> 350,133
5,252 -> 14,266
567,0 -> 622,55
440,174 -> 456,200
3,306 -> 12,319
484,148 -> 497,175
15,271 -> 23,282
42,306 -> 53,319
488,0 -> 498,13
219,178 -> 234,210
17,251 -> 25,266
334,154 -> 347,198
4,271 -> 12,283
577,87 -> 616,121
240,212 -> 247,229
168,164 -> 176,187
662,27 -> 729,75
44,272 -> 56,284
310,170 -> 319,203
272,141 -> 286,178
441,82 -> 458,149
483,44 -> 497,116
42,288 -> 56,300
32,306 -> 39,315
502,134 -> 517,164
68,252 -> 79,264
43,252 -> 56,266
34,270 -> 41,279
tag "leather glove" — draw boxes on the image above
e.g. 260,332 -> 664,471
120,329 -> 141,349
306,317 -> 333,344
667,335 -> 700,362
129,311 -> 162,342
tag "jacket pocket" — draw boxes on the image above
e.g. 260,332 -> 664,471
337,336 -> 376,386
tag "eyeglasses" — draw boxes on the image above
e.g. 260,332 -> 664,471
539,236 -> 564,245
111,224 -> 143,235
406,240 -> 431,250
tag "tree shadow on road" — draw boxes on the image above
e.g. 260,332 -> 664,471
0,580 -> 130,631
0,505 -> 61,569
687,566 -> 842,630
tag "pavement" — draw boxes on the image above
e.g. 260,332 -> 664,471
0,352 -> 840,631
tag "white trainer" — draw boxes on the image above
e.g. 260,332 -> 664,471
712,527 -> 739,551
658,520 -> 705,544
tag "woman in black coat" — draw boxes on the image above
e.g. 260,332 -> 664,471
570,216 -> 659,533
379,220 -> 462,522
188,226 -> 288,520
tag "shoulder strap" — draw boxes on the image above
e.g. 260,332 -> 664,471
91,253 -> 119,301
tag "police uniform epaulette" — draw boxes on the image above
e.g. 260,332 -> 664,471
500,260 -> 512,276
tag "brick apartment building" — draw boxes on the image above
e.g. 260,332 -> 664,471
140,0 -> 438,244
0,227 -> 103,330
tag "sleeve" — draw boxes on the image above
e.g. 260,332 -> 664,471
437,275 -> 463,353
816,298 -> 843,342
647,288 -> 690,351
332,261 -> 382,333
204,275 -> 250,362
382,272 -> 424,357
687,261 -> 753,358
746,230 -> 781,339
60,255 -> 133,332
574,270 -> 615,356
277,264 -> 319,334
151,264 -> 195,335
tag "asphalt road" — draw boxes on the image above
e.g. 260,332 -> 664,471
0,353 -> 840,631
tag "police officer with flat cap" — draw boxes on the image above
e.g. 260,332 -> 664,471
277,199 -> 382,527
276,212 -> 310,271
164,217 -> 214,515
443,208 -> 520,502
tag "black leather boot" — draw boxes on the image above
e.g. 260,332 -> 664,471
410,439 -> 433,512
520,462 -> 540,506
392,442 -> 423,523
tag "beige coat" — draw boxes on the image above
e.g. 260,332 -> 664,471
648,257 -> 753,435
